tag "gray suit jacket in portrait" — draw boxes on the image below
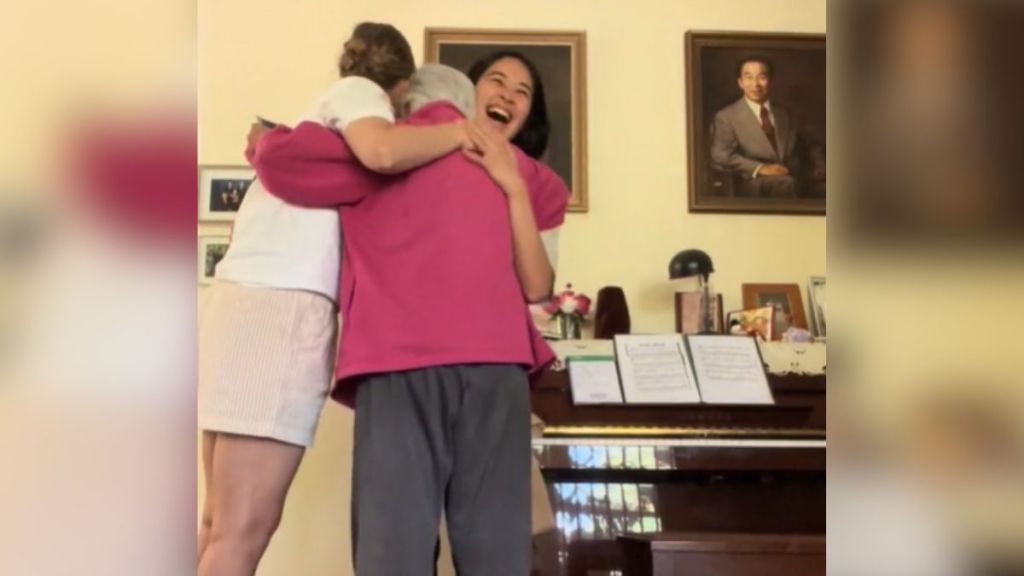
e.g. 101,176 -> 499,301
710,97 -> 799,180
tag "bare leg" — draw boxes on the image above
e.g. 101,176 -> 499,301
198,431 -> 217,563
197,433 -> 305,576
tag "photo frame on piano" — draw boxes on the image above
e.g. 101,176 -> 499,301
726,306 -> 775,341
742,283 -> 808,340
808,276 -> 826,339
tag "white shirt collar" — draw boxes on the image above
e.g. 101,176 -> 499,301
745,98 -> 772,117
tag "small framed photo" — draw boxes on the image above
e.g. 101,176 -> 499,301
674,292 -> 724,334
199,165 -> 255,222
726,306 -> 775,341
198,234 -> 231,285
741,283 -> 808,340
807,276 -> 826,339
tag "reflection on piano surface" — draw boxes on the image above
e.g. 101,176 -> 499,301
550,481 -> 662,574
530,369 -> 825,576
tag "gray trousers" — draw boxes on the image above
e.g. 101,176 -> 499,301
351,364 -> 532,576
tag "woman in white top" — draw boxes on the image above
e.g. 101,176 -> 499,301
197,22 -> 468,576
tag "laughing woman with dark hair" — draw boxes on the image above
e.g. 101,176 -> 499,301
466,50 -> 565,295
467,50 -> 551,160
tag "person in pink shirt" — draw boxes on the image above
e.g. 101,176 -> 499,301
249,60 -> 568,576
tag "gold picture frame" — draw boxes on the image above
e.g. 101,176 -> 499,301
424,28 -> 588,212
741,283 -> 809,340
686,31 -> 826,215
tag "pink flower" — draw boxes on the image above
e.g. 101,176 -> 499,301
543,296 -> 564,316
544,284 -> 590,319
575,294 -> 591,317
542,294 -> 562,316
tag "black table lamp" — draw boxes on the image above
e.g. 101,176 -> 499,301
669,249 -> 715,333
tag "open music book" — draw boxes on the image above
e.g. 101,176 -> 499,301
567,334 -> 774,405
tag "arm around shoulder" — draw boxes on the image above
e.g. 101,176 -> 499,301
342,116 -> 465,174
251,123 -> 381,207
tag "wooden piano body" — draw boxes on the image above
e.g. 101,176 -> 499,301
530,369 -> 825,576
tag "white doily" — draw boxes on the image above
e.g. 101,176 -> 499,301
757,341 -> 826,375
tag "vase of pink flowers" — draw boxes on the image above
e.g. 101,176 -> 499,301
544,284 -> 591,340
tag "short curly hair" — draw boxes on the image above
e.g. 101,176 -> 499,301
337,22 -> 415,90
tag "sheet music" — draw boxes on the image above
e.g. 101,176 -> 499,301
614,334 -> 701,404
686,335 -> 774,404
568,357 -> 624,404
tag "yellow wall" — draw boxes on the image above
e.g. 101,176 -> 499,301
199,1 -> 825,574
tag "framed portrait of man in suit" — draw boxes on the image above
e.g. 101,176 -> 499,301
686,32 -> 826,215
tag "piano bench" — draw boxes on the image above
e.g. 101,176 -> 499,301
618,532 -> 825,576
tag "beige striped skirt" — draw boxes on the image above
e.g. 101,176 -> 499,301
198,281 -> 337,447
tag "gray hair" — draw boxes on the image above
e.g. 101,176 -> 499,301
401,63 -> 475,118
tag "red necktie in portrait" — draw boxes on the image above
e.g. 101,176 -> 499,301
760,105 -> 779,157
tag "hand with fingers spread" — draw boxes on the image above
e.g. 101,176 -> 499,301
462,117 -> 526,197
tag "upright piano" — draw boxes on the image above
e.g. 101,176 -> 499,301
530,368 -> 825,576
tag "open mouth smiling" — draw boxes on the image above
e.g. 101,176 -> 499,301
485,106 -> 512,124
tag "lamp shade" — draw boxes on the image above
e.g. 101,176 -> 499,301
668,249 -> 714,281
